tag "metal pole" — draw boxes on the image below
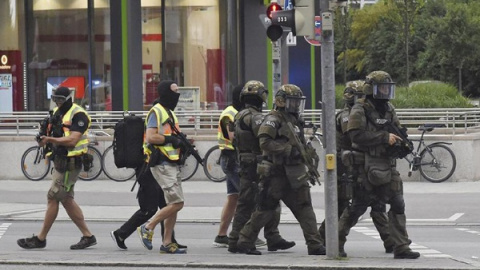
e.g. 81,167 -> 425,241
272,40 -> 281,94
320,0 -> 339,259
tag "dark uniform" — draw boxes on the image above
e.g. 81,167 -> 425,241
229,80 -> 294,254
237,84 -> 325,255
327,81 -> 393,257
344,71 -> 419,259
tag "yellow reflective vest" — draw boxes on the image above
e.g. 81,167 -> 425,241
49,103 -> 91,157
217,105 -> 237,150
144,103 -> 181,161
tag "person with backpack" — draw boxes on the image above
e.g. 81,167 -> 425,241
17,87 -> 97,250
110,100 -> 186,251
136,80 -> 187,254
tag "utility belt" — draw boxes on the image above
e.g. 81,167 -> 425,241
53,155 -> 84,173
238,152 -> 256,164
341,150 -> 365,167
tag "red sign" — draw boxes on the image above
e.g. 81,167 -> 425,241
305,16 -> 322,46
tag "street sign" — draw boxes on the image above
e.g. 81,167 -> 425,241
286,32 -> 297,46
305,15 -> 322,46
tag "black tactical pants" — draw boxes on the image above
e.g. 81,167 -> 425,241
116,167 -> 175,241
238,171 -> 323,251
229,163 -> 282,246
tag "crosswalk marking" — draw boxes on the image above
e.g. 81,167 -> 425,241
455,227 -> 480,236
352,226 -> 452,258
0,223 -> 12,241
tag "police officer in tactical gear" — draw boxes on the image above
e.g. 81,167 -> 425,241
345,71 -> 420,259
237,84 -> 326,255
328,81 -> 394,257
228,80 -> 295,254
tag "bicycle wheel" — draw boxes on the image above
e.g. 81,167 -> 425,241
179,152 -> 199,182
21,146 -> 51,181
102,145 -> 136,182
79,146 -> 103,181
419,144 -> 456,183
203,145 -> 226,182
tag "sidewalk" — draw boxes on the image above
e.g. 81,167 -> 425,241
1,179 -> 480,270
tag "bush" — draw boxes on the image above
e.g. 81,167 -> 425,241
334,82 -> 473,109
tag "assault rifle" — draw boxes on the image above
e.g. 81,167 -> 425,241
384,120 -> 414,159
285,122 -> 321,186
166,119 -> 204,167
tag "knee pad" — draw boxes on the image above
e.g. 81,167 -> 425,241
389,195 -> 405,214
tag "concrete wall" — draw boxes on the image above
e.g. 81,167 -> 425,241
1,132 -> 479,182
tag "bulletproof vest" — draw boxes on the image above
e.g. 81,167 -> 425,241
363,101 -> 397,157
336,106 -> 352,152
234,107 -> 263,154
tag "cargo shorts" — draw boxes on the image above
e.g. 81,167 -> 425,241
150,162 -> 184,204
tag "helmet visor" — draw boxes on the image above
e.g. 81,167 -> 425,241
373,83 -> 395,100
285,96 -> 306,115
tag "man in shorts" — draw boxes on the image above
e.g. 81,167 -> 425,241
137,80 -> 187,254
17,86 -> 96,250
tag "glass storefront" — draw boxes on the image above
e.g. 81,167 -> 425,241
0,0 -> 229,112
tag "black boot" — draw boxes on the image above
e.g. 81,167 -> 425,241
394,250 -> 420,259
308,245 -> 326,255
339,246 -> 347,258
267,239 -> 296,251
237,242 -> 262,255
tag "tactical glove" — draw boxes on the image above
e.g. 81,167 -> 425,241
164,135 -> 184,149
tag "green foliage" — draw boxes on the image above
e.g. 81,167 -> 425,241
334,82 -> 473,109
334,0 -> 480,98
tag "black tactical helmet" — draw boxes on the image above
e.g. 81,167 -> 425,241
275,84 -> 305,114
363,71 -> 395,100
240,80 -> 268,104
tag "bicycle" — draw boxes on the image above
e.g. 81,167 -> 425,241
21,144 -> 103,181
202,145 -> 227,182
102,144 -> 136,182
404,124 -> 456,183
304,122 -> 324,170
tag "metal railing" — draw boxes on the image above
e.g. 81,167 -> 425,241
1,108 -> 479,136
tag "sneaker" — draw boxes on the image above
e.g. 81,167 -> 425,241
110,231 -> 127,250
137,224 -> 154,250
213,235 -> 229,247
17,235 -> 46,249
173,241 -> 188,249
160,243 -> 187,254
255,238 -> 267,248
70,235 -> 97,250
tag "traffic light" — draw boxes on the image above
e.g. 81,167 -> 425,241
266,0 -> 315,42
266,1 -> 282,19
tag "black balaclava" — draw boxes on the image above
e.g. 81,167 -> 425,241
157,80 -> 180,110
232,84 -> 244,111
367,95 -> 389,117
54,87 -> 73,115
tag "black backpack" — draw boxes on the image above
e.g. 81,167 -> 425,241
113,114 -> 145,168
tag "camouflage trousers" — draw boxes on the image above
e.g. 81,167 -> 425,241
228,173 -> 282,246
338,182 -> 413,254
238,173 -> 322,251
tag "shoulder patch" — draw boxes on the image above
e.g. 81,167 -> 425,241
264,120 -> 276,128
78,120 -> 85,127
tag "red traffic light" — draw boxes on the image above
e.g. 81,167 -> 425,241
266,2 -> 283,19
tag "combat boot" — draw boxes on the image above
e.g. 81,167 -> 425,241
339,246 -> 347,258
308,245 -> 326,255
394,250 -> 420,259
228,238 -> 238,253
267,239 -> 296,251
237,242 -> 262,255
